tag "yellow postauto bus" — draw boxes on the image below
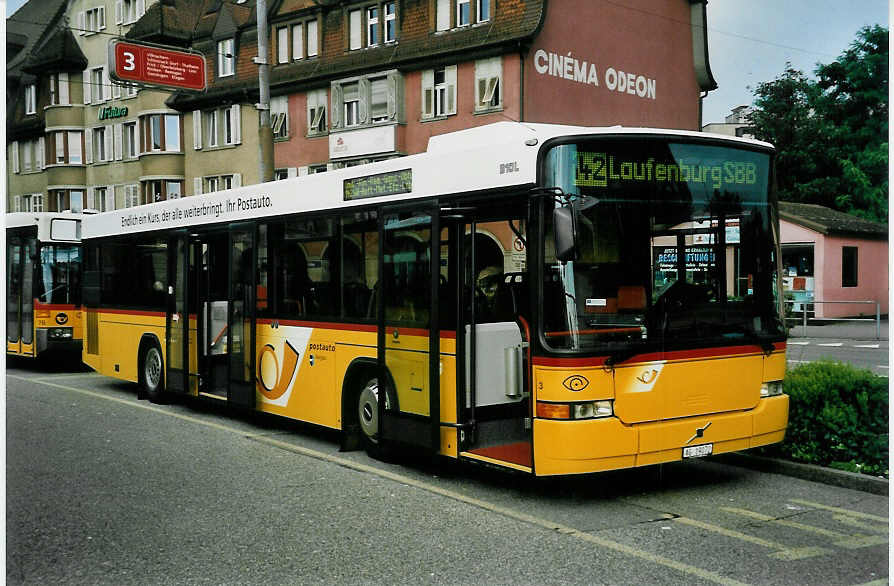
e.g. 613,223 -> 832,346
7,212 -> 84,359
81,122 -> 788,475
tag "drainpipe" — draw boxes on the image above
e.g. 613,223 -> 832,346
255,0 -> 274,183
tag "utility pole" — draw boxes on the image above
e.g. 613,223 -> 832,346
255,0 -> 274,183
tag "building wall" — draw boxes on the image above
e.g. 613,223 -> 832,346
524,0 -> 700,129
821,235 -> 888,318
781,220 -> 888,319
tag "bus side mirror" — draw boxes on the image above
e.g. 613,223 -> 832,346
553,207 -> 578,262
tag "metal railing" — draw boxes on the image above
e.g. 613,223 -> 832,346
784,299 -> 882,340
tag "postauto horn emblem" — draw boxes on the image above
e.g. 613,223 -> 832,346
55,313 -> 69,325
562,374 -> 590,392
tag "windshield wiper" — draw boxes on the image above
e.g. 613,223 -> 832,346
722,324 -> 775,355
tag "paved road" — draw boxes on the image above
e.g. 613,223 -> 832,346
6,364 -> 889,585
783,319 -> 889,376
786,338 -> 889,377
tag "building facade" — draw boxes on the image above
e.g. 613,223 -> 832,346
8,0 -> 716,211
702,105 -> 754,138
780,202 -> 888,319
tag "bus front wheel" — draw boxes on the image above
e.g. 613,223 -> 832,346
140,343 -> 165,403
357,378 -> 391,459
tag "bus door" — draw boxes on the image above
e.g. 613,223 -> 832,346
228,224 -> 256,408
195,231 -> 230,399
165,232 -> 190,394
377,205 -> 440,451
7,233 -> 36,357
455,204 -> 532,472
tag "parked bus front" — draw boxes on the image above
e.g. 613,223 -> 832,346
7,213 -> 83,359
531,136 -> 788,475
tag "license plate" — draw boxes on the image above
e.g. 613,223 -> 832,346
683,443 -> 713,459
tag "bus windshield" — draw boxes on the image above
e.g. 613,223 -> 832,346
541,139 -> 784,353
36,245 -> 82,305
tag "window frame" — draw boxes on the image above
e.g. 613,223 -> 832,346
140,113 -> 182,153
842,246 -> 859,288
24,84 -> 36,115
46,130 -> 84,165
366,6 -> 379,47
331,70 -> 402,130
306,88 -> 328,136
142,179 -> 183,205
271,96 -> 289,139
348,2 -> 397,51
421,65 -> 456,119
273,16 -> 320,64
474,56 -> 502,112
218,38 -> 235,78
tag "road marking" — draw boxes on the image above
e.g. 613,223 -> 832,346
833,514 -> 889,535
817,343 -> 844,347
671,515 -> 830,560
7,373 -> 748,586
788,341 -> 810,346
722,508 -> 887,549
789,499 -> 888,523
876,365 -> 888,369
854,344 -> 880,349
33,372 -> 104,381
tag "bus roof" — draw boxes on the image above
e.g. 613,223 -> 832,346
6,212 -> 84,242
82,122 -> 774,240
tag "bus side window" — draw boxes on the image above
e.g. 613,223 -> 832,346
341,211 -> 377,321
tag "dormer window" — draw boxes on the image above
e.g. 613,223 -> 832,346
24,84 -> 36,115
218,38 -> 234,77
348,2 -> 397,51
435,0 -> 489,30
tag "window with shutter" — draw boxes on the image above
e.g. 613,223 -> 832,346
349,10 -> 362,50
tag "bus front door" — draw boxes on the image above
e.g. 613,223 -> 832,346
377,206 -> 440,451
195,231 -> 230,399
7,233 -> 36,357
455,208 -> 532,473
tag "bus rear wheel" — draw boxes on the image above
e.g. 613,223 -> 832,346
140,343 -> 165,403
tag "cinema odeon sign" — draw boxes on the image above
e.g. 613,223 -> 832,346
533,48 -> 657,100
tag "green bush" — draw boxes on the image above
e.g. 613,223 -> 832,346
767,361 -> 888,477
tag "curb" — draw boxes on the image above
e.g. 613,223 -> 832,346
714,452 -> 888,496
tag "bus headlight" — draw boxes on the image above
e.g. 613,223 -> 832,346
538,400 -> 614,420
760,381 -> 784,397
47,327 -> 73,339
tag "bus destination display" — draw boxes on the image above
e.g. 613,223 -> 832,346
344,169 -> 412,201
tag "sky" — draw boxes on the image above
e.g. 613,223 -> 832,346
702,0 -> 889,124
3,0 -> 889,124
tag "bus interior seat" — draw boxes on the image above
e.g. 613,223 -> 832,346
343,282 -> 371,319
491,272 -> 527,323
618,285 -> 646,311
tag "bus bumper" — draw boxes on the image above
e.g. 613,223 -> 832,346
532,395 -> 789,476
36,328 -> 82,355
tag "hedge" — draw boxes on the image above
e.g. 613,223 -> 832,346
764,361 -> 888,478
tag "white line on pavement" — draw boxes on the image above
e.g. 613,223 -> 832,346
817,343 -> 844,347
788,341 -> 810,345
854,344 -> 881,349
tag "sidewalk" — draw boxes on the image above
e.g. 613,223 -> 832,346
787,318 -> 888,341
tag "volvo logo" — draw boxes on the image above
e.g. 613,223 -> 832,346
562,375 -> 590,392
55,313 -> 69,325
685,422 -> 712,445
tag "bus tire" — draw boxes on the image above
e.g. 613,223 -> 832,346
140,342 -> 166,403
357,377 -> 391,460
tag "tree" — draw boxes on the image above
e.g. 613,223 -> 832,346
748,26 -> 888,222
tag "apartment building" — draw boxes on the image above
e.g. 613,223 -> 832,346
8,0 -> 716,210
